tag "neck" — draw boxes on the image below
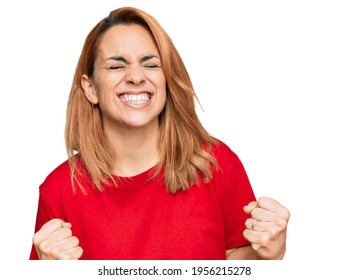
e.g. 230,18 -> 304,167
103,121 -> 160,177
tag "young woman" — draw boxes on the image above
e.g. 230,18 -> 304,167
30,7 -> 290,260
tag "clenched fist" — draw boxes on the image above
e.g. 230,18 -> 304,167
32,219 -> 83,260
243,197 -> 290,260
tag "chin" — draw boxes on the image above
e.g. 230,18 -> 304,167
122,117 -> 159,129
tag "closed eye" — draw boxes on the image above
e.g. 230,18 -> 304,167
109,65 -> 126,70
143,64 -> 161,69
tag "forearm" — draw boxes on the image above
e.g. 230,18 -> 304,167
226,245 -> 261,260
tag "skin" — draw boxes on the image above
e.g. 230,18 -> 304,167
33,197 -> 290,260
32,219 -> 83,260
33,24 -> 167,259
227,196 -> 290,260
32,24 -> 290,260
82,24 -> 167,176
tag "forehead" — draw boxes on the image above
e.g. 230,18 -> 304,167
97,24 -> 159,59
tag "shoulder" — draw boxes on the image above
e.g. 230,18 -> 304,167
210,139 -> 242,167
209,138 -> 256,211
209,138 -> 250,186
39,160 -> 72,195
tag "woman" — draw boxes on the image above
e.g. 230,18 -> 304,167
30,7 -> 290,260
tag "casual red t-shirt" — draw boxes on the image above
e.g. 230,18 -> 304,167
30,140 -> 255,260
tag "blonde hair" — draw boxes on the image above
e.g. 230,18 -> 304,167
65,7 -> 217,194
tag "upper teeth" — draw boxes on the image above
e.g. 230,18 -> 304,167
120,93 -> 151,104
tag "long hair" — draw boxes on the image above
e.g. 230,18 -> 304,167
65,7 -> 217,194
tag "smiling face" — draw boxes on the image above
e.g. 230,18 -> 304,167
81,24 -> 167,131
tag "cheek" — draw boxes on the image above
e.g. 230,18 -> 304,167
157,80 -> 167,107
158,93 -> 167,112
153,72 -> 167,93
94,74 -> 123,98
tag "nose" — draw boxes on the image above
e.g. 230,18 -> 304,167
125,67 -> 146,85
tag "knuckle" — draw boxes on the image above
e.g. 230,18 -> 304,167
47,218 -> 63,229
51,218 -> 62,226
268,221 -> 285,238
275,218 -> 288,230
57,252 -> 71,260
32,233 -> 40,246
279,218 -> 288,229
61,227 -> 72,236
50,245 -> 61,257
250,208 -> 257,217
250,208 -> 255,215
38,239 -> 51,254
278,207 -> 290,221
245,219 -> 251,228
60,247 -> 83,260
284,208 -> 291,220
268,226 -> 279,238
258,196 -> 267,204
77,247 -> 84,258
251,242 -> 262,251
71,236 -> 80,246
259,234 -> 270,247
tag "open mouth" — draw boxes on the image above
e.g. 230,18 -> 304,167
118,92 -> 152,105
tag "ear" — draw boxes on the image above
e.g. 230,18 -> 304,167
81,74 -> 99,104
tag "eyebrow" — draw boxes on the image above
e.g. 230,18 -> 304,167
104,55 -> 160,63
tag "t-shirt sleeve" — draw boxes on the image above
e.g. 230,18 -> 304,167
212,141 -> 256,250
29,162 -> 70,260
29,193 -> 58,260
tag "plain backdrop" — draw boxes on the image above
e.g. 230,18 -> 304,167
0,0 -> 348,279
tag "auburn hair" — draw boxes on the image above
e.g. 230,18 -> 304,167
65,7 -> 217,194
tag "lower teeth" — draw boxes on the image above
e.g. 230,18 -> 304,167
127,100 -> 149,104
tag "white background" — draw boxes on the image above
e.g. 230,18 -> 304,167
0,0 -> 348,279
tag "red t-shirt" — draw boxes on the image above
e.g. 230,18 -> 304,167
30,140 -> 255,260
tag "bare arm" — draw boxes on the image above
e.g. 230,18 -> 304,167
226,197 -> 290,260
226,246 -> 260,260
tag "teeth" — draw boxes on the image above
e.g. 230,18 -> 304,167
120,93 -> 151,104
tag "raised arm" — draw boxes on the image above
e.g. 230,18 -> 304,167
226,197 -> 290,260
32,218 -> 83,260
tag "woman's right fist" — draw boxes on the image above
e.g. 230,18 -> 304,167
32,218 -> 83,260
